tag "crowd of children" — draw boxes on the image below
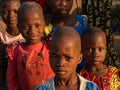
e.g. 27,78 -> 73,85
0,0 -> 119,90
36,26 -> 98,90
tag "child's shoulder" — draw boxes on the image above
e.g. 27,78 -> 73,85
109,65 -> 120,73
36,77 -> 55,90
108,66 -> 120,89
77,74 -> 99,90
7,43 -> 24,60
108,66 -> 120,78
7,43 -> 23,50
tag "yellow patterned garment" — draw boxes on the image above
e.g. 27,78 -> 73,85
80,66 -> 120,90
109,66 -> 120,90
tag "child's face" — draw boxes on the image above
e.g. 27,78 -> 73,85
18,11 -> 45,45
1,1 -> 20,28
49,0 -> 73,17
49,36 -> 82,78
82,33 -> 107,66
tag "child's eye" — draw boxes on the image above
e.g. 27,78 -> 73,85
50,54 -> 59,61
21,25 -> 29,30
35,24 -> 42,28
87,48 -> 93,52
99,47 -> 106,52
2,10 -> 7,14
65,55 -> 72,61
14,9 -> 18,14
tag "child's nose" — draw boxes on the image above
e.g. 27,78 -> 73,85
29,26 -> 35,32
92,49 -> 99,56
57,57 -> 66,66
8,11 -> 15,18
61,0 -> 67,6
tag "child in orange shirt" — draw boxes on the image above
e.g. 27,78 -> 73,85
6,2 -> 54,90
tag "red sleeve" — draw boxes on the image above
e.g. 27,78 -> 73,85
6,45 -> 20,90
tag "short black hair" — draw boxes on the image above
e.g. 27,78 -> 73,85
82,27 -> 106,40
51,26 -> 81,52
18,1 -> 44,21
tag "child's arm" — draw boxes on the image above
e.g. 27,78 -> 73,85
6,45 -> 20,90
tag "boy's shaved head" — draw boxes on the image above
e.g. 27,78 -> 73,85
51,26 -> 81,53
18,1 -> 44,21
82,27 -> 105,36
82,27 -> 106,42
81,27 -> 106,51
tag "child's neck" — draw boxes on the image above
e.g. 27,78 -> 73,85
24,40 -> 42,46
86,63 -> 108,77
6,27 -> 20,36
55,74 -> 78,86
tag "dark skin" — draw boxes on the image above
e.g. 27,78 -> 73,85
18,10 -> 45,45
48,0 -> 76,28
82,31 -> 108,77
50,34 -> 82,90
1,0 -> 21,36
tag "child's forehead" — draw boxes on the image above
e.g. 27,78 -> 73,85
19,10 -> 43,19
90,32 -> 105,39
82,27 -> 106,39
1,0 -> 20,6
1,0 -> 20,9
85,33 -> 105,41
18,2 -> 43,18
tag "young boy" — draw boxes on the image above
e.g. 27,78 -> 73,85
6,2 -> 54,90
79,27 -> 120,90
36,26 -> 98,90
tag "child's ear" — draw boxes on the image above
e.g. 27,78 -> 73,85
77,53 -> 83,64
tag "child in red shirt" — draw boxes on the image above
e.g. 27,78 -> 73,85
6,2 -> 54,90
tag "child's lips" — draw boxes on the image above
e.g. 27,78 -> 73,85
9,20 -> 17,24
59,9 -> 68,14
29,34 -> 38,39
56,68 -> 67,75
91,58 -> 101,64
61,10 -> 67,14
